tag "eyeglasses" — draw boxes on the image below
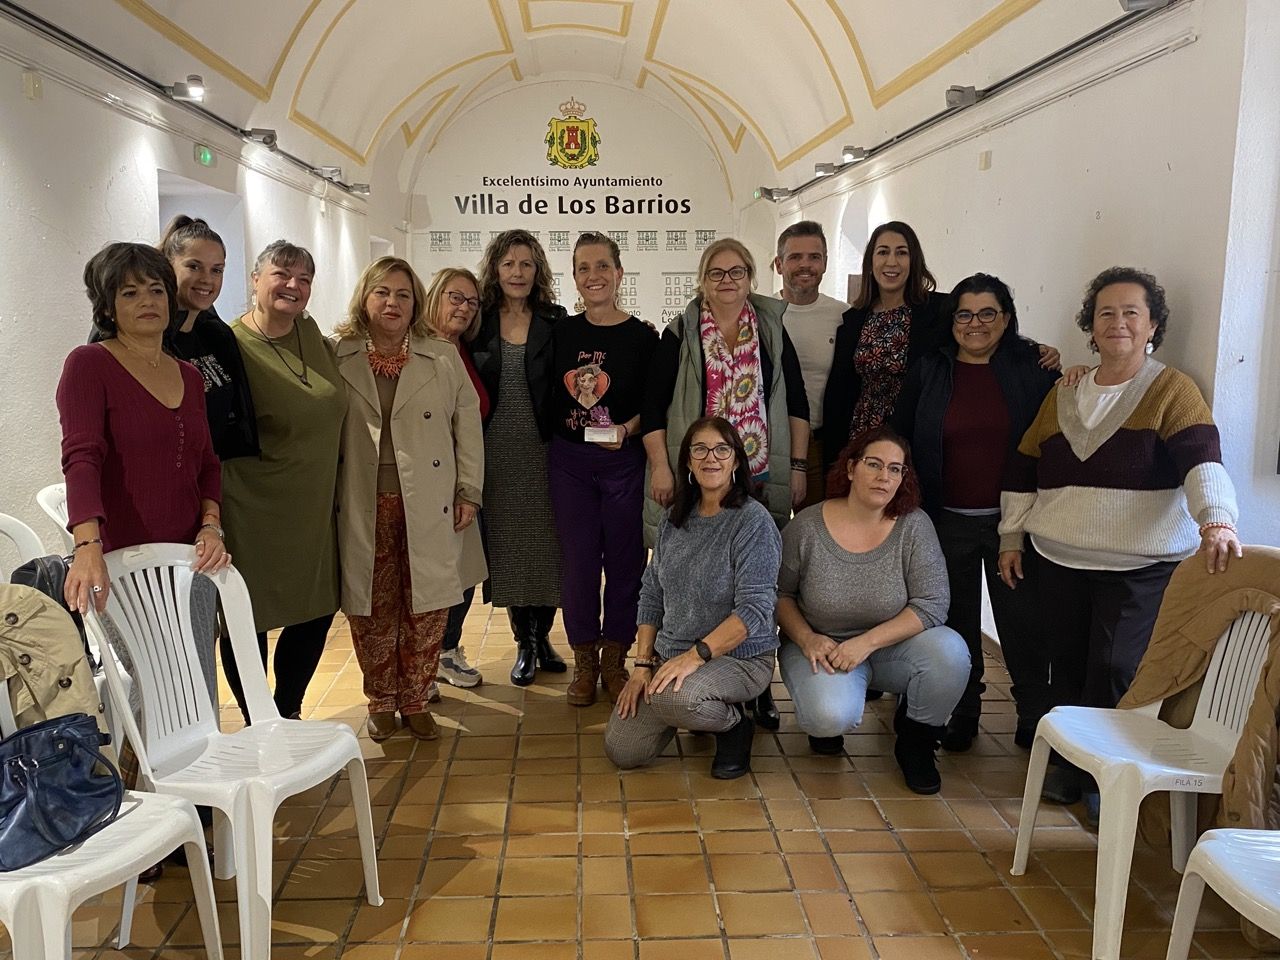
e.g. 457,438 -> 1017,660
857,456 -> 907,478
705,266 -> 748,283
953,308 -> 1003,325
446,290 -> 481,311
690,443 -> 734,461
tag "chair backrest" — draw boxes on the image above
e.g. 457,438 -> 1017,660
36,483 -> 72,552
0,511 -> 44,580
1190,610 -> 1275,752
87,543 -> 278,782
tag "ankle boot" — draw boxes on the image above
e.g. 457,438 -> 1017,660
531,606 -> 567,673
894,713 -> 944,795
940,714 -> 979,753
750,686 -> 780,731
508,607 -> 537,686
598,643 -> 629,704
711,705 -> 755,780
567,645 -> 601,706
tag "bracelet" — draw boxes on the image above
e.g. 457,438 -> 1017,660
620,423 -> 629,440
199,523 -> 225,540
633,661 -> 658,670
73,538 -> 103,551
1199,521 -> 1236,536
790,457 -> 807,472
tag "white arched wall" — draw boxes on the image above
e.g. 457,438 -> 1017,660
405,80 -> 734,324
778,0 -> 1279,545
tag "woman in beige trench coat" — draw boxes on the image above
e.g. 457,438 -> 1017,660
335,256 -> 485,741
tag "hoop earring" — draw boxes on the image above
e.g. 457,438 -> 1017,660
688,471 -> 695,485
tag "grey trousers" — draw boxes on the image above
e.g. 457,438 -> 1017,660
604,652 -> 774,769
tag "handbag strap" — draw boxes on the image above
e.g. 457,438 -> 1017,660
21,728 -> 123,847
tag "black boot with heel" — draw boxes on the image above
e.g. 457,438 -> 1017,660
509,607 -> 537,686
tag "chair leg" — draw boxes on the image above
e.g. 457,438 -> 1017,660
1164,863 -> 1205,960
1091,770 -> 1144,960
232,784 -> 276,960
115,874 -> 138,948
1012,733 -> 1052,875
10,887 -> 60,960
213,805 -> 236,880
183,829 -> 225,960
1169,792 -> 1197,873
347,755 -> 383,906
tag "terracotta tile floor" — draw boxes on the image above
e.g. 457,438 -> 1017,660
42,605 -> 1271,958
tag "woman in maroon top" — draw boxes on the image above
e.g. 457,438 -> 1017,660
58,242 -> 229,615
890,274 -> 1058,752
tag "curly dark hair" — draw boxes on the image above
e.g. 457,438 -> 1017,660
826,424 -> 921,518
478,229 -> 557,314
83,242 -> 180,339
669,417 -> 754,528
1075,266 -> 1169,352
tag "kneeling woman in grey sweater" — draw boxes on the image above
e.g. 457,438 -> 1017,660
778,425 -> 969,794
606,416 -> 781,780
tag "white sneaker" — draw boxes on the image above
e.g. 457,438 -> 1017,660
439,646 -> 484,688
427,681 -> 441,703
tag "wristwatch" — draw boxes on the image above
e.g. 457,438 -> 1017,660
199,522 -> 225,540
694,641 -> 713,662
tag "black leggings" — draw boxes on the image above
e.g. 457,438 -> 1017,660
221,612 -> 335,721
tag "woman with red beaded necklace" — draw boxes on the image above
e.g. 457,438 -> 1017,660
334,258 -> 483,741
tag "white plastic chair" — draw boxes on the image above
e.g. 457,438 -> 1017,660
1012,610 -> 1275,960
0,791 -> 222,960
1165,828 -> 1280,960
34,484 -> 71,553
0,512 -> 43,573
87,543 -> 381,960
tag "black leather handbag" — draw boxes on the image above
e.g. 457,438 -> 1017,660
0,712 -> 123,871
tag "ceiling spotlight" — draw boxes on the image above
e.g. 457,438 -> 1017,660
945,85 -> 981,108
753,186 -> 792,202
166,74 -> 205,102
814,162 -> 836,177
841,145 -> 868,163
350,183 -> 371,196
1119,0 -> 1173,9
318,166 -> 343,180
246,127 -> 278,150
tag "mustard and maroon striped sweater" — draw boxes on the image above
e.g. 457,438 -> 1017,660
998,358 -> 1237,569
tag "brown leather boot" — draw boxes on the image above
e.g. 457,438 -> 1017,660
404,711 -> 439,741
598,643 -> 630,704
567,645 -> 600,707
367,711 -> 397,742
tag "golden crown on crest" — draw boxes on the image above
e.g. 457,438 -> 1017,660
559,96 -> 587,118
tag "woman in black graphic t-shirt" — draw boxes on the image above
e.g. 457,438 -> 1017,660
549,231 -> 658,708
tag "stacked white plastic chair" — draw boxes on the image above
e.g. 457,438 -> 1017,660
1165,828 -> 1280,960
1012,609 -> 1274,960
88,543 -> 382,959
0,511 -> 220,958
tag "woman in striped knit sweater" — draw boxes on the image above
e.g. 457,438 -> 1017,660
996,267 -> 1242,815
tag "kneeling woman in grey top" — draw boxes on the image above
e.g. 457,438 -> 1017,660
606,416 -> 781,780
778,424 -> 968,795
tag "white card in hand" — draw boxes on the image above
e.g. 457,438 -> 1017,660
584,426 -> 621,443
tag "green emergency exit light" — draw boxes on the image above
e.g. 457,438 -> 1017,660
194,143 -> 216,168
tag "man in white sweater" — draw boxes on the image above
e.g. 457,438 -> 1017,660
774,221 -> 849,508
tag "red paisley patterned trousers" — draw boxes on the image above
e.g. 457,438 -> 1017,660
348,493 -> 448,715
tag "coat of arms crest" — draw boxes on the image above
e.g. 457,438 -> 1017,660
545,97 -> 601,169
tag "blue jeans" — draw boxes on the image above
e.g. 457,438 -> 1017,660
779,625 -> 969,736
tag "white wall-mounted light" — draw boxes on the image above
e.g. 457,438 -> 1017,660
753,186 -> 792,202
350,183 -> 371,196
814,162 -> 836,177
246,128 -> 278,150
842,146 -> 869,163
166,74 -> 205,102
317,166 -> 343,180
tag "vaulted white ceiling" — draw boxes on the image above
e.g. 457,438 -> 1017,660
21,0 -> 1128,182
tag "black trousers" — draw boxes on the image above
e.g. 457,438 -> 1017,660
1037,555 -> 1178,710
221,612 -> 335,721
936,511 -> 1049,725
442,585 -> 475,653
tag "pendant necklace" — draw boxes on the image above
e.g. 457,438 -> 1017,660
246,314 -> 311,387
119,338 -> 161,368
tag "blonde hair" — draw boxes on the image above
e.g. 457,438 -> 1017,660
335,257 -> 429,341
697,238 -> 757,306
425,268 -> 483,342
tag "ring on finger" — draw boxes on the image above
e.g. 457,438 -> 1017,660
91,585 -> 103,594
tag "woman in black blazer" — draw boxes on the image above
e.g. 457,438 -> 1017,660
470,229 -> 568,686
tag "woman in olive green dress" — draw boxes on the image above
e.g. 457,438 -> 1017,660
220,239 -> 346,719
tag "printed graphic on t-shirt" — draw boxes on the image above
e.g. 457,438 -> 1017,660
563,353 -> 613,431
188,353 -> 232,392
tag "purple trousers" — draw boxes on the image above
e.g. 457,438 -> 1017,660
548,435 -> 646,651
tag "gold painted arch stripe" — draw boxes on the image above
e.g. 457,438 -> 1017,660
638,68 -> 733,203
112,0 -> 325,101
520,0 -> 634,37
428,60 -> 522,151
401,87 -> 458,147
